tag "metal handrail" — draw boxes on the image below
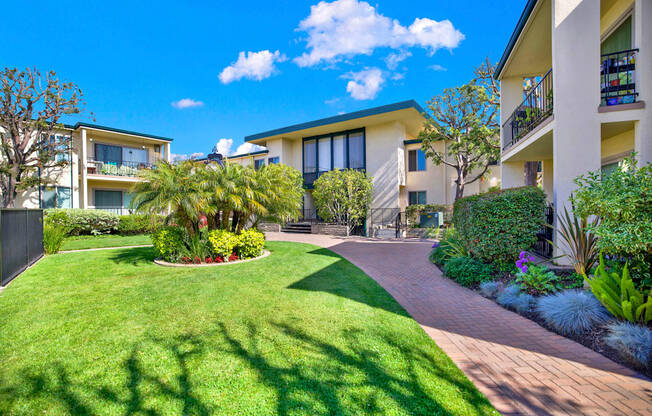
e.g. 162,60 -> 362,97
87,158 -> 153,177
600,48 -> 638,106
502,68 -> 553,150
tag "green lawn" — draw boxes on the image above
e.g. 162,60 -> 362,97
61,234 -> 152,251
0,242 -> 496,415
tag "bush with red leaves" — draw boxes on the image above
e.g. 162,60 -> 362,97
228,252 -> 239,262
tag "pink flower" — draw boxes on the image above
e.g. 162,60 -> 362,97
198,215 -> 208,229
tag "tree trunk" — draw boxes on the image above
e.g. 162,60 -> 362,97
2,173 -> 17,208
455,183 -> 465,201
524,161 -> 538,186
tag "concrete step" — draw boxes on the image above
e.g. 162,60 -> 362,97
282,223 -> 312,234
374,228 -> 398,239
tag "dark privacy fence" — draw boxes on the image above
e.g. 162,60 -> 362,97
0,209 -> 44,286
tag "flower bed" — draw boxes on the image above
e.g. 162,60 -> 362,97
431,238 -> 652,377
154,250 -> 271,267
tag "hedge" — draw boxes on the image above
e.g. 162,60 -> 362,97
453,186 -> 546,267
117,214 -> 164,235
44,209 -> 120,235
405,204 -> 452,226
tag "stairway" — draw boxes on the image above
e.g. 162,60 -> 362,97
374,228 -> 398,239
281,223 -> 312,234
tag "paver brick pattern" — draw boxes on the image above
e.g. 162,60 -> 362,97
266,232 -> 652,416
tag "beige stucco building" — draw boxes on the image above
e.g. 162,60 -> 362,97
15,123 -> 172,213
495,0 -> 651,256
240,100 -> 500,217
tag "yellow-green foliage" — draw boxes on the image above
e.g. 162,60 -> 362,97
151,226 -> 184,261
208,230 -> 239,259
584,254 -> 652,324
236,229 -> 265,259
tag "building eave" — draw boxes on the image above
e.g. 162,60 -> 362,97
494,0 -> 539,80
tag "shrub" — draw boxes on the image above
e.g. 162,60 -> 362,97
151,226 -> 185,262
43,223 -> 68,254
479,281 -> 502,298
313,169 -> 372,230
44,209 -> 119,235
208,230 -> 239,260
496,285 -> 535,313
236,229 -> 265,259
428,226 -> 468,266
584,254 -> 652,324
572,156 -> 652,289
515,264 -> 560,296
453,186 -> 546,267
117,214 -> 164,235
444,256 -> 494,287
536,290 -> 611,336
605,322 -> 652,370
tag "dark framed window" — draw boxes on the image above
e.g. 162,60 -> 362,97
95,190 -> 123,208
408,149 -> 426,171
268,156 -> 280,164
408,191 -> 427,205
41,186 -> 71,208
302,128 -> 365,179
254,159 -> 265,170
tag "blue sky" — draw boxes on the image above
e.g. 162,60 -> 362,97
3,0 -> 521,158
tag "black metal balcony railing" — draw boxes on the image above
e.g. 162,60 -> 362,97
93,207 -> 135,215
87,158 -> 153,177
502,68 -> 553,150
303,168 -> 365,188
601,48 -> 638,106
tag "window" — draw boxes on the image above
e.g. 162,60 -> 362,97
408,191 -> 427,205
268,156 -> 280,164
601,15 -> 632,55
303,129 -> 364,174
254,159 -> 265,169
95,190 -> 123,208
43,135 -> 71,162
408,149 -> 426,171
41,186 -> 71,208
95,143 -> 122,163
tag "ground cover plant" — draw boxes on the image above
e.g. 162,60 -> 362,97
0,242 -> 497,415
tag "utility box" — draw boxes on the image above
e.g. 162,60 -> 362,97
419,212 -> 444,228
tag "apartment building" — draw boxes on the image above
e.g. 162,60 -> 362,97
241,100 -> 500,216
17,122 -> 172,214
495,0 -> 651,256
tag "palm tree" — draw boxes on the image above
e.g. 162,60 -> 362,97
131,160 -> 207,235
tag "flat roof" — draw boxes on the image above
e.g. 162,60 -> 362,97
226,149 -> 269,159
245,100 -> 425,142
64,122 -> 173,141
494,0 -> 539,79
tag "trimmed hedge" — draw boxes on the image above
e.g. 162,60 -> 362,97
44,209 -> 120,235
117,214 -> 164,235
453,186 -> 546,267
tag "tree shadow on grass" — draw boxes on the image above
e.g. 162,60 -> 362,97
108,247 -> 156,266
0,320 -> 497,415
287,248 -> 410,318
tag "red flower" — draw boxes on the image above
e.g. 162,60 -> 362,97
193,256 -> 201,264
228,252 -> 239,262
181,256 -> 191,264
198,215 -> 208,229
205,257 -> 213,263
215,257 -> 224,263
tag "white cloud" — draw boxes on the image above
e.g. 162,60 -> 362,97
429,64 -> 447,71
385,50 -> 411,70
213,138 -> 233,156
294,0 -> 464,67
324,97 -> 340,105
233,142 -> 267,155
219,50 -> 288,84
171,98 -> 204,109
343,68 -> 384,100
171,152 -> 205,162
391,72 -> 405,81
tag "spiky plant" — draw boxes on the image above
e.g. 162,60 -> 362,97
536,290 -> 611,336
555,206 -> 600,276
605,322 -> 652,370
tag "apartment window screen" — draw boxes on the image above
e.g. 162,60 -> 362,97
95,144 -> 122,163
348,131 -> 365,169
408,149 -> 426,171
408,191 -> 427,205
95,190 -> 123,208
41,186 -> 71,208
303,140 -> 316,173
268,157 -> 280,164
318,137 -> 331,172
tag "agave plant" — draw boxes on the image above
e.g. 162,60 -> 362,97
555,206 -> 600,276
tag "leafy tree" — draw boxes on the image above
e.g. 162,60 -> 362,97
0,68 -> 87,207
571,156 -> 652,289
313,169 -> 372,231
419,61 -> 500,201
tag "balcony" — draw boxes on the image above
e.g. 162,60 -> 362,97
502,69 -> 553,150
303,168 -> 365,188
601,49 -> 638,107
87,158 -> 153,177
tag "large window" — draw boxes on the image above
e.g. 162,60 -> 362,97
302,129 -> 365,186
408,149 -> 426,171
95,190 -> 123,208
41,186 -> 71,208
268,156 -> 280,165
408,191 -> 427,205
254,159 -> 265,170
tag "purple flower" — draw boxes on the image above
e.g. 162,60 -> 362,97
432,242 -> 439,248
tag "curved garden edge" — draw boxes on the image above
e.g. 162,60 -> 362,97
153,250 -> 271,267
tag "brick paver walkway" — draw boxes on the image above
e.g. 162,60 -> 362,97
266,232 -> 652,416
